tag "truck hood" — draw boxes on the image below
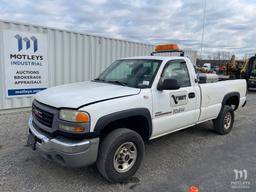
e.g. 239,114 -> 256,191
34,81 -> 140,108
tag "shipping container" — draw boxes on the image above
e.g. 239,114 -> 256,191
0,20 -> 197,111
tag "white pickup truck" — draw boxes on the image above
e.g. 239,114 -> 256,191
27,45 -> 247,183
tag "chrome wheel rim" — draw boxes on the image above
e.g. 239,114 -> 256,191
224,112 -> 232,130
113,142 -> 137,173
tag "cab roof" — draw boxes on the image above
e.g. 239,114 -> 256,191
120,55 -> 187,62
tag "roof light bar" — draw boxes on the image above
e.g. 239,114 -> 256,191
151,44 -> 184,56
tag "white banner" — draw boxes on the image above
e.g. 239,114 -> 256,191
3,30 -> 48,97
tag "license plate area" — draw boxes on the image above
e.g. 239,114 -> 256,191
27,133 -> 36,150
27,132 -> 42,150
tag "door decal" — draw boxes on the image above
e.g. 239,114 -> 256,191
171,95 -> 178,104
170,91 -> 188,107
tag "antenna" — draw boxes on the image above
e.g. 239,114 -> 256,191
200,0 -> 207,59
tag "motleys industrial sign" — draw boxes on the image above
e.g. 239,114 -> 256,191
3,30 -> 48,97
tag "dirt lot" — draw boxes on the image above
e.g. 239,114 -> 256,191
0,92 -> 256,192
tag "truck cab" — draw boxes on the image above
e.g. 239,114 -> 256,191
202,63 -> 211,71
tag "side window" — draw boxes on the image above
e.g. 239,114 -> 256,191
162,61 -> 191,87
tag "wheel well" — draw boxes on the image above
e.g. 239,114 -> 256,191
99,115 -> 151,141
224,95 -> 239,111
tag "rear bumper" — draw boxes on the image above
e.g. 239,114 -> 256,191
28,117 -> 99,167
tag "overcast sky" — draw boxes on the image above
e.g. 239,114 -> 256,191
1,0 -> 255,58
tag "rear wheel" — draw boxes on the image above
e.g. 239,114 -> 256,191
213,105 -> 234,135
96,128 -> 145,183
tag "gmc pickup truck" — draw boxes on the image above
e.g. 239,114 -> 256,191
27,45 -> 247,183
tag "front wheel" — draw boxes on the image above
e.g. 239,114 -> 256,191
213,105 -> 234,135
96,128 -> 145,183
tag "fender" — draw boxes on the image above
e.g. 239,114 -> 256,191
94,108 -> 152,139
222,92 -> 240,111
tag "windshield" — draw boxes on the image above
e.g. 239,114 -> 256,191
96,59 -> 162,88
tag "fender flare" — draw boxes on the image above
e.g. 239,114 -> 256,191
222,92 -> 240,111
94,108 -> 152,139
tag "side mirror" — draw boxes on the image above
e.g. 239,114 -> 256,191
157,78 -> 180,91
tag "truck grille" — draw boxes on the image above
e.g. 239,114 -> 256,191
32,104 -> 54,128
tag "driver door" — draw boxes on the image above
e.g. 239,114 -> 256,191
151,59 -> 197,137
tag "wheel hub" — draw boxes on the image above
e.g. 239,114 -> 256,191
224,112 -> 232,130
113,142 -> 137,173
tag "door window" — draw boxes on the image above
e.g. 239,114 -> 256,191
161,61 -> 191,87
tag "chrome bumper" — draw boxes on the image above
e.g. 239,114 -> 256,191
28,117 -> 99,167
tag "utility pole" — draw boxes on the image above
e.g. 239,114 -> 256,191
200,0 -> 207,59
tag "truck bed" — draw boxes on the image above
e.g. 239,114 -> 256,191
198,79 -> 247,122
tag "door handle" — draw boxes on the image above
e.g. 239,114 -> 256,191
188,92 -> 195,99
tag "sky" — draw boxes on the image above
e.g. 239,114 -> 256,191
0,0 -> 256,58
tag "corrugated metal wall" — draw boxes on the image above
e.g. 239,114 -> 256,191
0,20 -> 197,110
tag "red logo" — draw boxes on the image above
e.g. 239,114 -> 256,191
33,108 -> 43,118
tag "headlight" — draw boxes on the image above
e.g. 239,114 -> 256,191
59,110 -> 90,123
59,110 -> 90,133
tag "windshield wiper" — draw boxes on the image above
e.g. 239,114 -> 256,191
93,78 -> 105,82
106,80 -> 128,86
93,78 -> 127,86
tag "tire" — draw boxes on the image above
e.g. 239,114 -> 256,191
213,105 -> 234,135
96,128 -> 145,183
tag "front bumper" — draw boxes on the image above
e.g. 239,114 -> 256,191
28,117 -> 99,167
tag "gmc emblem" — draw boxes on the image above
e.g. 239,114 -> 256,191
33,108 -> 43,118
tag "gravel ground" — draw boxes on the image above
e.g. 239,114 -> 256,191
0,92 -> 256,192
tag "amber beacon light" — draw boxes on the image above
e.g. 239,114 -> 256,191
151,44 -> 184,56
155,44 -> 181,52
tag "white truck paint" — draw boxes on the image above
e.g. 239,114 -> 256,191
28,55 -> 247,183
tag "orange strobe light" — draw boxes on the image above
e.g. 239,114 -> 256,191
155,44 -> 180,52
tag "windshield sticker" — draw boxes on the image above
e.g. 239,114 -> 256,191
142,81 -> 150,86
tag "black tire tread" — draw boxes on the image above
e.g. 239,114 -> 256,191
213,105 -> 234,135
96,128 -> 144,183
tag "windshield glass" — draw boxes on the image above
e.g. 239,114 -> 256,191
96,59 -> 162,88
